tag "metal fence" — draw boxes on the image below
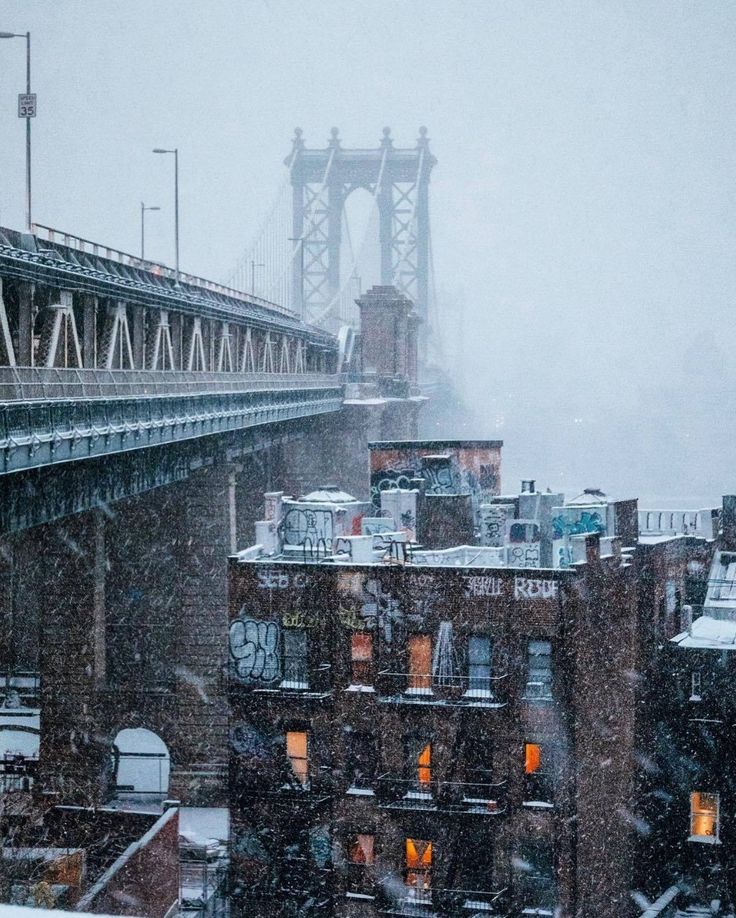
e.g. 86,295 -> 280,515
0,366 -> 341,402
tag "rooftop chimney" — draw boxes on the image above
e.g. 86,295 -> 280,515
723,495 -> 736,550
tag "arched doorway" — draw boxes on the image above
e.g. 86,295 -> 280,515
111,727 -> 170,802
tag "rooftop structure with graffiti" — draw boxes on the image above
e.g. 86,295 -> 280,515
234,439 -> 647,571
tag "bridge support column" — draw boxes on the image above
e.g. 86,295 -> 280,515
17,282 -> 34,367
169,465 -> 232,805
38,511 -> 109,805
81,293 -> 97,368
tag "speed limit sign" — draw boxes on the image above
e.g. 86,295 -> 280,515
18,93 -> 36,118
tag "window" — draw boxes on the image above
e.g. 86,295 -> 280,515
515,840 -> 555,909
417,743 -> 432,788
464,732 -> 495,802
286,730 -> 309,787
690,670 -> 702,701
348,731 -> 376,790
408,634 -> 432,692
282,629 -> 308,688
348,834 -> 375,866
347,833 -> 375,895
690,791 -> 719,842
467,634 -> 492,696
404,737 -> 432,795
405,838 -> 432,901
525,640 -> 552,699
351,632 -> 374,685
524,742 -> 553,804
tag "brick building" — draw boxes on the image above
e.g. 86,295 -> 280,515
636,500 -> 736,917
226,441 -> 715,918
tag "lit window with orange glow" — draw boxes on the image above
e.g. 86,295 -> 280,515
348,834 -> 375,866
690,791 -> 719,842
405,838 -> 432,893
525,743 -> 541,775
408,635 -> 432,692
351,632 -> 373,685
417,743 -> 432,787
286,730 -> 309,787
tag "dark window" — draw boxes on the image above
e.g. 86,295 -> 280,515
463,732 -> 494,801
467,634 -> 492,695
515,840 -> 555,909
525,640 -> 552,699
348,731 -> 377,789
282,629 -> 308,687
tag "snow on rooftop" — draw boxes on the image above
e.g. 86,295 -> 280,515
301,486 -> 358,503
180,807 -> 229,845
704,551 -> 736,614
672,615 -> 736,650
0,907 -> 132,918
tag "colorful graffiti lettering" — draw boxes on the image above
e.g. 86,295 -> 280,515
282,609 -> 320,629
552,510 -> 605,539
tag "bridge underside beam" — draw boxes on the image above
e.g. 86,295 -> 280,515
0,422 -> 310,535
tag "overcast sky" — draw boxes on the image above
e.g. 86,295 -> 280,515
1,1 -> 734,505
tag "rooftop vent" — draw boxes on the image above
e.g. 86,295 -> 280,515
520,479 -> 536,494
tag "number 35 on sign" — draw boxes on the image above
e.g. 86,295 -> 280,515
18,94 -> 36,118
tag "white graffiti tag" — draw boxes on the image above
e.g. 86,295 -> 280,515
513,577 -> 558,600
229,617 -> 281,682
463,575 -> 503,598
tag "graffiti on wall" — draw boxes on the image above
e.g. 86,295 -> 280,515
281,506 -> 334,547
282,609 -> 320,628
230,721 -> 272,758
336,571 -> 405,642
514,577 -> 558,600
480,503 -> 515,547
369,444 -> 502,525
506,520 -> 541,569
463,575 -> 503,598
552,508 -> 606,539
257,569 -> 311,590
229,615 -> 281,683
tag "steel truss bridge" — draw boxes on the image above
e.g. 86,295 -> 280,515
0,223 -> 342,483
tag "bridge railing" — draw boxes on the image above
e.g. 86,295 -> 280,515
0,366 -> 341,402
31,223 -> 298,319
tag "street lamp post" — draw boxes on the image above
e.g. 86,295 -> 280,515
152,148 -> 179,283
0,30 -> 33,232
140,203 -> 160,261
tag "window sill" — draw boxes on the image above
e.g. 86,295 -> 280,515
523,800 -> 554,809
346,786 -> 375,797
346,892 -> 375,901
404,687 -> 434,696
688,834 -> 720,845
279,680 -> 309,690
463,689 -> 495,699
346,684 -> 375,693
689,695 -> 702,702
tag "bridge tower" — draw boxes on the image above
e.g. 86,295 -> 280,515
285,127 -> 436,331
